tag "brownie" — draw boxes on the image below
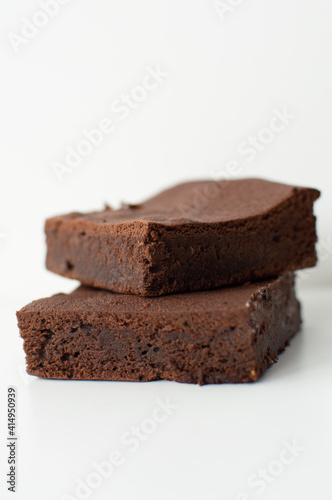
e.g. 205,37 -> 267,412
45,178 -> 320,296
17,273 -> 301,385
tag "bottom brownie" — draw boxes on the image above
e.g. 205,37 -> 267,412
17,273 -> 300,384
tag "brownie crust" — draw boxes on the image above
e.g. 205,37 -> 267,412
17,273 -> 301,385
45,178 -> 320,296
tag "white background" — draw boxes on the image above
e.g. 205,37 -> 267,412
0,1 -> 331,499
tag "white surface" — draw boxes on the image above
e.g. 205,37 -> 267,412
0,284 -> 332,500
1,1 -> 332,499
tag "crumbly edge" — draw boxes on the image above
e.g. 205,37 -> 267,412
248,273 -> 301,380
45,219 -> 152,294
140,188 -> 319,296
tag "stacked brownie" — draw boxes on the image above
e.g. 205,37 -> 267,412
17,178 -> 320,384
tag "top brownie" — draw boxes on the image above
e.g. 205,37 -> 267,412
45,178 -> 320,296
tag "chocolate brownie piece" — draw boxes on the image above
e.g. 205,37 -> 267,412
45,178 -> 320,296
17,273 -> 301,385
